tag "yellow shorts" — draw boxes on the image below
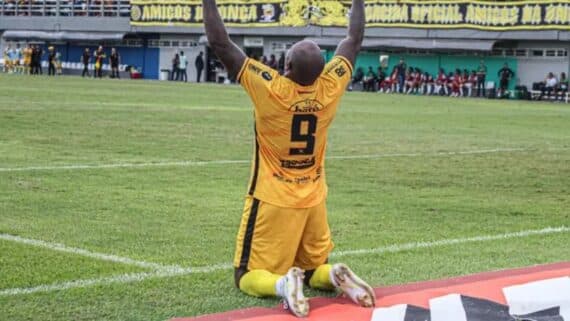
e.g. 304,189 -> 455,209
233,196 -> 333,275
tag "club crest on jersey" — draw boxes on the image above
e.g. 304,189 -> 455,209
288,99 -> 324,113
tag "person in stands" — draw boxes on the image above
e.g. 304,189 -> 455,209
539,72 -> 557,100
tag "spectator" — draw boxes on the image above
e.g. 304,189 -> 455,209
261,55 -> 267,65
412,67 -> 422,94
81,48 -> 91,77
404,67 -> 414,94
376,66 -> 386,92
278,52 -> 285,74
396,58 -> 406,93
476,60 -> 487,97
466,70 -> 477,97
268,54 -> 278,70
109,47 -> 120,78
424,72 -> 434,95
557,72 -> 568,101
449,71 -> 460,97
363,66 -> 376,92
435,68 -> 448,95
349,67 -> 364,91
195,51 -> 204,82
539,72 -> 557,100
497,62 -> 515,98
178,51 -> 188,82
171,53 -> 179,81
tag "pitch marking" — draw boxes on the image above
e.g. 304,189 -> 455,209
0,226 -> 567,297
0,233 -> 183,271
1,147 -> 563,172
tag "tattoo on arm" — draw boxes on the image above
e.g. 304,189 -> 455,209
334,0 -> 365,66
202,0 -> 246,79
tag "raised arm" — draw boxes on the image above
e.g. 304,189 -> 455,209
202,0 -> 246,79
334,0 -> 365,66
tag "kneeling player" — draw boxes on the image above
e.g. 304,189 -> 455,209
202,0 -> 376,317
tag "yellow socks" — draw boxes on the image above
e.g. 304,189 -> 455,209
309,264 -> 335,290
239,265 -> 335,297
238,269 -> 282,297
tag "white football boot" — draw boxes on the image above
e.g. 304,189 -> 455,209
279,267 -> 309,317
330,263 -> 376,308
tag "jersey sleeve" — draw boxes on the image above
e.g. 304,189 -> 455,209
319,56 -> 353,96
237,58 -> 279,107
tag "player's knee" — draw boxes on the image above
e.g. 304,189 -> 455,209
234,267 -> 247,289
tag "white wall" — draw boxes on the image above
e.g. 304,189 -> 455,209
158,35 -> 205,82
517,57 -> 569,87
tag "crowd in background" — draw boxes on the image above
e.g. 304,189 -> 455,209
351,58 -> 519,99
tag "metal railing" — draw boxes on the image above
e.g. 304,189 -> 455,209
0,0 -> 130,17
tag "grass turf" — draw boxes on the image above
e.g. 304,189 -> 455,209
0,74 -> 568,321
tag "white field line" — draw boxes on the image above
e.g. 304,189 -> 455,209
0,263 -> 233,296
0,233 -> 183,272
329,226 -> 570,258
0,226 -> 567,297
0,147 -> 560,173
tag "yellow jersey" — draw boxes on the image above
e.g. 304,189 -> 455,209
23,48 -> 32,65
237,56 -> 352,208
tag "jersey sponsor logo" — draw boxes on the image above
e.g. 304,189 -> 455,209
335,65 -> 347,77
280,156 -> 316,170
324,59 -> 342,75
261,71 -> 272,81
288,99 -> 324,113
248,63 -> 262,75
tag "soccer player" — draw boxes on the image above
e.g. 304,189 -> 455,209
202,0 -> 375,317
23,44 -> 32,75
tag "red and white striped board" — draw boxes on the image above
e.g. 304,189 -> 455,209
173,262 -> 570,321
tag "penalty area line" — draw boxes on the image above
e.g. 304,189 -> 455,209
0,225 -> 567,297
0,147 -> 561,172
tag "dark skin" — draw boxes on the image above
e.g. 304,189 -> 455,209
202,0 -> 364,85
202,0 -> 364,287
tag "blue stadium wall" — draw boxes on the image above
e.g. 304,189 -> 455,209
35,42 -> 160,79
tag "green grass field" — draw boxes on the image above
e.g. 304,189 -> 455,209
0,74 -> 568,321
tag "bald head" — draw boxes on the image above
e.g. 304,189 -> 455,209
285,40 -> 325,86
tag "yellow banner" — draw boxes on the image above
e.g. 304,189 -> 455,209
130,0 -> 570,30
